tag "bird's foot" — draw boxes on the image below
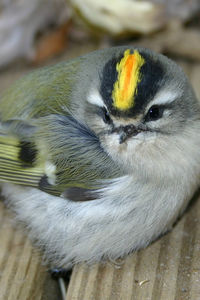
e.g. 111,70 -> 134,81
50,267 -> 72,282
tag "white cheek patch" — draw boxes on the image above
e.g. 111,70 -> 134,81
87,89 -> 105,107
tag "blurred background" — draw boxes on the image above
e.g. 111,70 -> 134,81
0,0 -> 200,92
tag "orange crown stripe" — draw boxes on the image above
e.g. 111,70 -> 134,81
112,49 -> 145,111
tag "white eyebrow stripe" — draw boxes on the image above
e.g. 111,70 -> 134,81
146,89 -> 181,111
87,89 -> 105,107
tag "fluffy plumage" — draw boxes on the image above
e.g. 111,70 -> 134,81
1,46 -> 200,268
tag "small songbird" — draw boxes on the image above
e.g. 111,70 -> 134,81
0,46 -> 200,269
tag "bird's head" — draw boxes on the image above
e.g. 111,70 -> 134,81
77,47 -> 200,175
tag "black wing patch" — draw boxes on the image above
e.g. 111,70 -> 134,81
19,141 -> 38,165
63,187 -> 98,201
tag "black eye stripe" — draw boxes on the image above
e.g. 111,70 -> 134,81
145,105 -> 165,122
103,107 -> 112,124
97,107 -> 112,124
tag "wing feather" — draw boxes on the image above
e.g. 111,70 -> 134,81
0,127 -> 45,188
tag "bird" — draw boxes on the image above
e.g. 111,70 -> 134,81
0,46 -> 200,270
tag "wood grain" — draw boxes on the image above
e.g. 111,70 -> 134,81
0,202 -> 60,300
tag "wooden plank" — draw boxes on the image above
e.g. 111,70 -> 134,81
0,202 -> 60,300
189,201 -> 200,300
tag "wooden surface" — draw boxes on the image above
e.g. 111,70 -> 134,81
0,58 -> 200,300
0,202 -> 60,300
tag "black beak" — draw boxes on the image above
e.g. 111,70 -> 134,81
119,125 -> 141,144
111,124 -> 142,144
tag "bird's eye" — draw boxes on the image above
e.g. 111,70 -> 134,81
102,107 -> 111,124
145,105 -> 164,122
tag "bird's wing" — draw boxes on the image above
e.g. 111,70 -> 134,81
0,115 -> 122,198
0,120 -> 46,189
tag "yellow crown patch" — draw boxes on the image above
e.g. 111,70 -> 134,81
112,49 -> 145,111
